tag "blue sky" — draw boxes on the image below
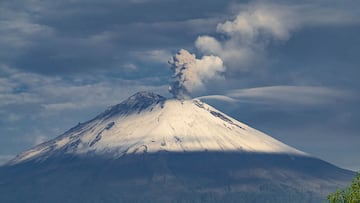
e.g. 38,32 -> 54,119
0,0 -> 359,170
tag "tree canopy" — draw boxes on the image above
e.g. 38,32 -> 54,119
327,172 -> 360,203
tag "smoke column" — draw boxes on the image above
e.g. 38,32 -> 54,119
195,3 -> 297,71
169,3 -> 296,99
169,49 -> 225,99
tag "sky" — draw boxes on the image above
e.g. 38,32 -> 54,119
0,0 -> 359,170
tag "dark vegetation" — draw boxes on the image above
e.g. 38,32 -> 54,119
327,172 -> 360,203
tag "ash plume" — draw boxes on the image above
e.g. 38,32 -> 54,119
169,3 -> 298,99
168,49 -> 225,99
195,3 -> 298,72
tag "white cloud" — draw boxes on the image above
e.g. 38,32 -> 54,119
194,3 -> 299,72
198,86 -> 357,106
196,95 -> 237,103
217,4 -> 297,41
194,2 -> 360,73
195,36 -> 222,54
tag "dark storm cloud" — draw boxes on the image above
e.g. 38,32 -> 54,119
33,0 -> 232,34
0,0 -> 236,75
1,0 -> 359,78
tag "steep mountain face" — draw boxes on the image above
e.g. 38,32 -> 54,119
8,91 -> 305,165
0,92 -> 355,203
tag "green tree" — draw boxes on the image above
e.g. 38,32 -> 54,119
327,172 -> 360,203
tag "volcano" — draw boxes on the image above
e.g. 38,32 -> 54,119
0,92 -> 354,203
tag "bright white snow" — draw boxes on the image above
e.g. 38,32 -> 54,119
8,92 -> 307,165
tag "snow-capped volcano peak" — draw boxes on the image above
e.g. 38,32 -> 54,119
8,92 -> 306,165
96,91 -> 166,119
